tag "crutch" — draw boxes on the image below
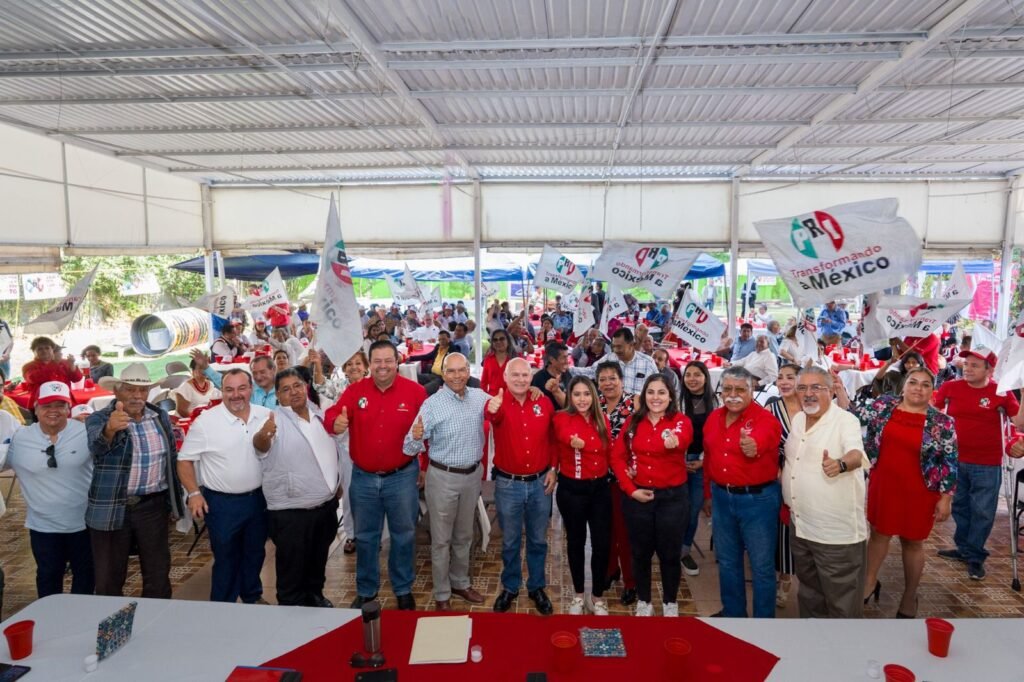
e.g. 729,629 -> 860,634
1000,411 -> 1022,592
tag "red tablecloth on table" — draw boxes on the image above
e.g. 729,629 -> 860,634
5,384 -> 111,408
665,347 -> 724,370
262,611 -> 780,682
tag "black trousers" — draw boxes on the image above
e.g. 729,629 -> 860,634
29,529 -> 94,598
267,499 -> 339,606
621,484 -> 689,604
555,475 -> 612,597
91,492 -> 171,599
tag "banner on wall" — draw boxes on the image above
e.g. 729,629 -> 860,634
752,198 -> 922,308
667,289 -> 725,352
0,275 -> 19,301
24,267 -> 97,335
22,272 -> 67,301
119,273 -> 161,297
591,241 -> 700,299
532,245 -> 585,295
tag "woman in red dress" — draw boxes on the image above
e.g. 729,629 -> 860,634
838,367 -> 958,618
20,336 -> 82,405
480,328 -> 516,395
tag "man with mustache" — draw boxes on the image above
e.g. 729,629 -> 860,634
702,367 -> 782,618
782,367 -> 868,617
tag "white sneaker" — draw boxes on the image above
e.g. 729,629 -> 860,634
663,602 -> 679,617
587,596 -> 609,616
634,600 -> 654,617
568,596 -> 585,615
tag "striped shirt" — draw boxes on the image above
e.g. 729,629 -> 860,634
125,408 -> 168,495
403,385 -> 488,469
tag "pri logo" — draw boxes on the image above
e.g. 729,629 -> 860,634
683,302 -> 708,324
908,303 -> 939,318
555,256 -> 577,277
635,246 -> 670,269
790,211 -> 844,259
330,240 -> 353,285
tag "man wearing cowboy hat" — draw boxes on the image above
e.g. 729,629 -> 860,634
934,346 -> 1024,581
86,363 -> 183,598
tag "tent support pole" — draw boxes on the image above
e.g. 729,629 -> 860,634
998,176 -> 1019,336
201,183 -> 215,294
728,177 -> 740,335
473,179 -> 483,372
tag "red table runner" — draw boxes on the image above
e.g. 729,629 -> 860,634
263,611 -> 779,681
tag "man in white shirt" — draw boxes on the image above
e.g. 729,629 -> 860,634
269,326 -> 306,366
177,369 -> 271,604
730,336 -> 779,387
782,367 -> 868,618
452,302 -> 470,325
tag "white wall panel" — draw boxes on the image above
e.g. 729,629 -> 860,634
65,145 -> 146,247
145,170 -> 204,248
604,183 -> 730,243
0,125 -> 67,246
482,184 -> 608,243
924,182 -> 1007,247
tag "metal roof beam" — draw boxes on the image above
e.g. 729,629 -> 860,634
0,41 -> 359,62
0,61 -> 361,79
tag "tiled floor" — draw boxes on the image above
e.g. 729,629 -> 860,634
2,477 -> 1024,620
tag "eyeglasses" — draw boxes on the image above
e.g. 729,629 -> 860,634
795,385 -> 830,393
43,443 -> 56,468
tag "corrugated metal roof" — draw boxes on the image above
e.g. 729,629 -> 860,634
0,0 -> 1022,183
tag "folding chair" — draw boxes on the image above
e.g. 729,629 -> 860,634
1001,412 -> 1023,592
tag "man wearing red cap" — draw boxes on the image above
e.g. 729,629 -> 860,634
933,347 -> 1024,580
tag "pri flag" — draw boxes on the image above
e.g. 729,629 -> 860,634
859,293 -> 889,348
995,313 -> 1024,395
573,284 -> 596,337
533,245 -> 585,295
873,295 -> 972,339
599,284 -> 629,337
796,307 -> 819,361
311,195 -> 363,366
24,266 -> 97,335
943,260 -> 972,301
244,268 -> 288,318
753,198 -> 922,308
591,241 -> 700,299
421,285 -> 442,312
668,289 -> 726,352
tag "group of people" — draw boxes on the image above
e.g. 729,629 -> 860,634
0,291 -> 1019,627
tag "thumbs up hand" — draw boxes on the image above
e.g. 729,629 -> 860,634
488,388 -> 504,415
570,434 -> 585,449
739,427 -> 757,458
821,449 -> 841,478
333,406 -> 349,435
412,415 -> 425,441
103,401 -> 131,441
259,413 -> 277,439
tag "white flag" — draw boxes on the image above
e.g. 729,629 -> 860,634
667,289 -> 726,352
591,241 -> 700,299
796,307 -> 819,360
943,260 -> 973,301
753,198 -> 922,308
24,266 -> 97,335
192,284 -> 238,321
311,196 -> 363,366
860,293 -> 889,348
421,285 -> 442,312
244,267 -> 288,317
478,282 -> 498,301
561,289 -> 580,313
573,285 -> 596,337
532,245 -> 585,295
874,295 -> 972,339
402,264 -> 426,303
599,284 -> 629,337
995,313 -> 1024,394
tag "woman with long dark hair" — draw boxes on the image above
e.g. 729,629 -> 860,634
481,328 -> 517,395
611,374 -> 693,617
678,361 -> 718,577
764,362 -> 802,607
553,376 -> 613,616
870,351 -> 925,398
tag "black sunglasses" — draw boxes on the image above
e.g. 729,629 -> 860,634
43,444 -> 56,468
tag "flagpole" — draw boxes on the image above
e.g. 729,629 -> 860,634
999,177 -> 1019,337
472,180 -> 483,372
728,177 -> 740,335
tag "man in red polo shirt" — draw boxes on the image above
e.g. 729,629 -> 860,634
703,366 -> 783,618
934,346 -> 1024,581
326,340 -> 426,610
487,357 -> 557,615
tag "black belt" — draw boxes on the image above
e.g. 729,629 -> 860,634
126,490 -> 166,508
360,458 -> 415,477
429,460 -> 479,475
493,466 -> 549,482
202,486 -> 262,497
715,481 -> 776,495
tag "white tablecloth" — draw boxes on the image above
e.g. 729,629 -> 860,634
4,595 -> 1024,680
838,368 -> 879,397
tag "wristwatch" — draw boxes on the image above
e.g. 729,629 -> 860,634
838,460 -> 848,474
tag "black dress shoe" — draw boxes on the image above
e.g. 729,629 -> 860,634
493,589 -> 518,613
312,595 -> 334,608
396,593 -> 416,611
350,593 -> 378,609
620,588 -> 637,606
528,588 -> 554,616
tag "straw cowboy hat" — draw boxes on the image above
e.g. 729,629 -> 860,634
98,362 -> 159,391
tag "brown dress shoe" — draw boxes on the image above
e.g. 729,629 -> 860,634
435,600 -> 452,611
451,587 -> 485,604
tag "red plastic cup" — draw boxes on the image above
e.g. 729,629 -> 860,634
4,620 -> 34,660
664,637 -> 692,681
883,664 -> 915,682
550,631 -> 579,674
925,618 -> 954,657
84,378 -> 95,388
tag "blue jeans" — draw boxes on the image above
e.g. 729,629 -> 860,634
681,454 -> 704,554
29,529 -> 94,599
350,461 -> 420,598
952,462 -> 1001,564
202,487 -> 268,603
711,481 -> 780,618
494,474 -> 552,593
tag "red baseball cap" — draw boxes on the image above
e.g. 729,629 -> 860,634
37,381 -> 72,405
958,347 -> 997,368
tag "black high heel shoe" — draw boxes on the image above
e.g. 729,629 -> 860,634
895,597 -> 919,619
864,580 -> 881,605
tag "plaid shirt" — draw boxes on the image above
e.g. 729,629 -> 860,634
85,402 -> 183,532
403,385 -> 488,468
125,409 -> 168,495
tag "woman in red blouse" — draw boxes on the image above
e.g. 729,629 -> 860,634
612,374 -> 693,617
554,376 -> 613,616
20,336 -> 82,405
536,316 -> 562,346
480,328 -> 516,395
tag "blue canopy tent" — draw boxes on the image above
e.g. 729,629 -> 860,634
526,252 -> 725,281
172,253 -> 320,280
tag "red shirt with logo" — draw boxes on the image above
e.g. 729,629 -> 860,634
326,376 -> 426,473
702,402 -> 782,499
486,392 -> 555,475
933,379 -> 1019,466
553,411 -> 613,481
610,413 -> 692,495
